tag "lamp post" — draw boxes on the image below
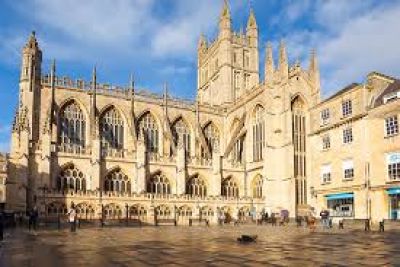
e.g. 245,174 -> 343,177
125,203 -> 129,226
38,184 -> 49,226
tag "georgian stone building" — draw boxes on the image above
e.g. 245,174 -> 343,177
6,2 -> 400,223
0,153 -> 7,207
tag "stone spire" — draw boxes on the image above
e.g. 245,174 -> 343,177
129,73 -> 137,141
198,33 -> 207,50
25,31 -> 39,50
219,0 -> 231,38
50,59 -> 56,126
163,82 -> 168,114
309,49 -> 321,97
278,40 -> 288,80
265,42 -> 274,84
221,0 -> 231,20
247,8 -> 257,29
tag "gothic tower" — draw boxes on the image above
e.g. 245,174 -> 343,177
197,1 -> 260,106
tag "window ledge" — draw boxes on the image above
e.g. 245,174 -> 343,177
342,142 -> 353,146
386,179 -> 400,184
384,133 -> 399,139
343,178 -> 354,182
321,182 -> 331,185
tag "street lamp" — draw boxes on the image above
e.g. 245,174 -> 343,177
125,203 -> 129,226
38,184 -> 49,225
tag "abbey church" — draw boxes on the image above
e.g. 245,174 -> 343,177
6,2 -> 400,223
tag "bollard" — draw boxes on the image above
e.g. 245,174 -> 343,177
57,214 -> 61,230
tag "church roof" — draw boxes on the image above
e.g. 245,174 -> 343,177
323,83 -> 360,103
373,79 -> 400,107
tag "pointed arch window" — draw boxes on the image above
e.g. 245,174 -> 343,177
104,169 -> 130,194
57,165 -> 86,193
100,107 -> 124,153
138,112 -> 159,153
59,101 -> 86,151
253,105 -> 265,162
202,122 -> 220,158
186,176 -> 207,197
172,118 -> 191,155
221,177 -> 239,198
147,173 -> 170,194
252,175 -> 263,199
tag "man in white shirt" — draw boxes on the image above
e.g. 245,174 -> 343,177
67,203 -> 77,232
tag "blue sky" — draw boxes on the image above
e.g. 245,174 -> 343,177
1,0 -> 400,153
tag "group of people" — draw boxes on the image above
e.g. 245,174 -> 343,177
257,210 -> 290,226
26,203 -> 78,232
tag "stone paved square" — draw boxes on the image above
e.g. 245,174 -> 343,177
1,225 -> 400,266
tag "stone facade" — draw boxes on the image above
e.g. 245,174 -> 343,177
0,153 -> 7,206
5,3 -> 400,224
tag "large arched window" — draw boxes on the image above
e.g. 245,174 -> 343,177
252,175 -> 263,199
100,107 -> 124,154
292,96 -> 307,206
59,101 -> 86,152
147,173 -> 170,194
221,177 -> 239,198
57,164 -> 86,192
137,112 -> 159,153
172,118 -> 191,155
104,168 -> 130,194
232,119 -> 245,164
253,105 -> 265,161
202,122 -> 220,158
186,176 -> 207,197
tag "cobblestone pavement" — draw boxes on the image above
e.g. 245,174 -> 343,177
1,225 -> 400,266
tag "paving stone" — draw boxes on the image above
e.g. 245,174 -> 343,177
0,225 -> 400,266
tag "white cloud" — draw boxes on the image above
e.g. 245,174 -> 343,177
159,65 -> 191,75
151,0 -> 222,57
320,3 -> 400,88
271,0 -> 400,96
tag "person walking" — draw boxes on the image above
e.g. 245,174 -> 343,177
320,209 -> 329,229
32,206 -> 38,231
67,203 -> 77,232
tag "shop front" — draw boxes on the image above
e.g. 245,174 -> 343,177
326,192 -> 354,217
387,188 -> 400,220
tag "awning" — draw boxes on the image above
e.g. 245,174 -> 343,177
326,192 -> 354,200
387,188 -> 400,195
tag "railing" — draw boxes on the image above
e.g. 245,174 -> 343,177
187,156 -> 212,167
147,153 -> 176,164
42,189 -> 261,204
224,159 -> 244,169
58,144 -> 87,155
41,75 -> 194,107
330,210 -> 354,217
101,148 -> 127,158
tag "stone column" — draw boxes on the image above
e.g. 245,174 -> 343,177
40,132 -> 52,189
90,138 -> 101,191
211,151 -> 222,196
136,140 -> 146,193
176,142 -> 186,195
